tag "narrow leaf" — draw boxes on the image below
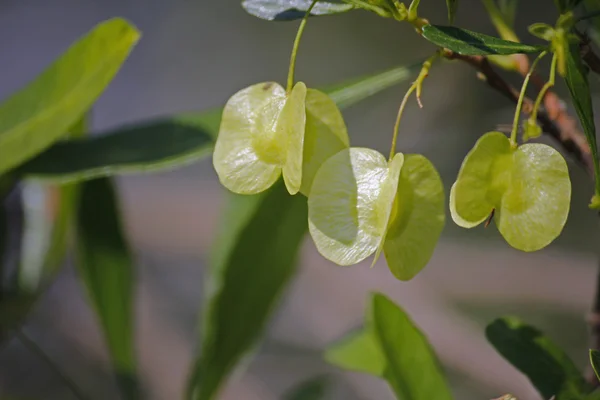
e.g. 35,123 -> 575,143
242,0 -> 354,21
422,24 -> 544,55
75,177 -> 138,398
486,317 -> 589,399
19,117 -> 214,184
564,43 -> 600,201
187,180 -> 308,400
325,329 -> 386,376
0,18 -> 139,175
21,63 -> 420,184
283,376 -> 329,400
590,350 -> 600,382
371,293 -> 453,400
446,0 -> 458,23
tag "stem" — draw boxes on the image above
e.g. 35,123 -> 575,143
389,84 -> 417,160
529,53 -> 557,124
510,51 -> 547,147
286,0 -> 319,93
16,329 -> 89,400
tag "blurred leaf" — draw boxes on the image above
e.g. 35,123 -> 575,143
583,0 -> 600,47
242,0 -> 354,20
590,350 -> 600,382
446,0 -> 458,23
19,118 -> 214,184
18,116 -> 87,291
498,0 -> 518,27
371,293 -> 453,400
341,0 -> 395,18
486,317 -> 589,399
564,43 -> 600,203
21,63 -> 420,184
75,177 -> 138,398
283,376 -> 329,400
187,180 -> 308,400
325,329 -> 386,376
0,18 -> 139,175
554,0 -> 583,12
422,24 -> 543,55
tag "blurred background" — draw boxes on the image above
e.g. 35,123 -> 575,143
0,0 -> 599,399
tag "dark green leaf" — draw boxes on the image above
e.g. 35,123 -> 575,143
422,24 -> 544,55
446,0 -> 458,23
242,0 -> 354,21
555,0 -> 583,12
486,317 -> 589,399
75,177 -> 138,398
187,180 -> 308,400
19,117 -> 214,184
0,18 -> 139,175
371,293 -> 453,400
590,350 -> 600,383
284,376 -> 329,400
564,43 -> 600,200
21,63 -> 419,183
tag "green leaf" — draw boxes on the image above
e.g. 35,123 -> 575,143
283,376 -> 329,400
486,317 -> 589,399
590,350 -> 600,382
555,0 -> 583,12
18,183 -> 78,292
446,0 -> 458,23
383,154 -> 445,281
371,293 -> 453,400
21,63 -> 420,184
0,18 -> 139,175
325,329 -> 386,376
340,0 -> 395,18
75,177 -> 138,398
187,180 -> 308,400
528,23 -> 555,41
564,43 -> 600,203
498,0 -> 518,27
452,132 -> 571,252
422,24 -> 544,55
18,117 -> 214,184
242,0 -> 354,21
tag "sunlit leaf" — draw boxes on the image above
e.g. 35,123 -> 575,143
283,376 -> 329,400
325,329 -> 386,376
487,317 -> 589,399
496,143 -> 571,251
453,131 -> 511,225
0,18 -> 139,175
75,178 -> 138,398
422,24 -> 544,55
242,0 -> 354,21
452,132 -> 570,252
528,23 -> 554,41
564,42 -> 600,205
281,83 -> 308,195
371,293 -> 453,400
449,182 -> 487,228
383,154 -> 445,281
308,148 -> 402,265
187,180 -> 307,400
300,89 -> 349,195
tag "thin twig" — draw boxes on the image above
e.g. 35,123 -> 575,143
16,329 -> 89,400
